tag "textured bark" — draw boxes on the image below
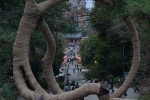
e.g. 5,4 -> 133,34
38,19 -> 63,94
39,84 -> 109,100
111,16 -> 140,98
13,1 -> 47,98
38,0 -> 68,13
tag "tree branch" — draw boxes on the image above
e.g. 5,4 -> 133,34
38,18 -> 63,94
37,0 -> 68,13
37,84 -> 109,100
13,0 -> 47,97
111,16 -> 140,98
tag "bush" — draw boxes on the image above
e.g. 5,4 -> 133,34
113,77 -> 124,84
56,76 -> 65,83
138,96 -> 149,100
1,81 -> 17,100
59,83 -> 65,89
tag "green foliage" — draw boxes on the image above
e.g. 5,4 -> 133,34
56,76 -> 65,83
113,77 -> 124,84
53,33 -> 64,76
125,0 -> 150,16
80,35 -> 97,65
58,82 -> 65,89
138,96 -> 149,100
1,81 -> 17,100
80,33 -> 127,79
90,3 -> 112,35
0,30 -> 15,81
29,31 -> 64,78
92,0 -> 150,29
85,0 -> 143,80
45,2 -> 77,33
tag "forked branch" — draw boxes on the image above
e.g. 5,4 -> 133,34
111,16 -> 140,98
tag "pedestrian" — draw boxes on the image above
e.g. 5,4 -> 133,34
75,82 -> 79,89
79,68 -> 82,72
67,58 -> 69,63
77,68 -> 79,71
101,79 -> 107,89
71,81 -> 75,86
123,90 -> 128,98
64,84 -> 68,92
73,68 -> 75,73
71,86 -> 75,90
68,82 -> 71,91
108,78 -> 114,93
90,77 -> 93,83
95,78 -> 98,83
133,79 -> 140,93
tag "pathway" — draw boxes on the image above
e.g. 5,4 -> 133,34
63,61 -> 140,100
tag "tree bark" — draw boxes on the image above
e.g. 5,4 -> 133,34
38,84 -> 109,100
13,1 -> 47,98
38,19 -> 63,94
38,0 -> 68,14
111,16 -> 140,98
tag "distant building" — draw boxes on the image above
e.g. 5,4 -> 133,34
68,0 -> 86,11
64,33 -> 82,46
62,1 -> 94,47
67,0 -> 86,27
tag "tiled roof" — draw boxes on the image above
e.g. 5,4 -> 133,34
64,33 -> 82,38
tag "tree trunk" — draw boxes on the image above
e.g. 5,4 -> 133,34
13,1 -> 47,99
111,16 -> 140,98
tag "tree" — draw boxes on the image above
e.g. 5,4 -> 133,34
89,0 -> 141,97
13,0 -> 110,100
11,0 -> 144,99
80,32 -> 131,79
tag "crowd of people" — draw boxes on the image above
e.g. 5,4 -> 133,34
63,46 -> 140,98
64,81 -> 79,91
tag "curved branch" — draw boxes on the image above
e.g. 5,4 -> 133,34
37,0 -> 68,13
38,19 -> 63,94
13,66 -> 34,99
37,84 -> 109,100
38,18 -> 90,100
13,1 -> 46,96
111,16 -> 140,98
